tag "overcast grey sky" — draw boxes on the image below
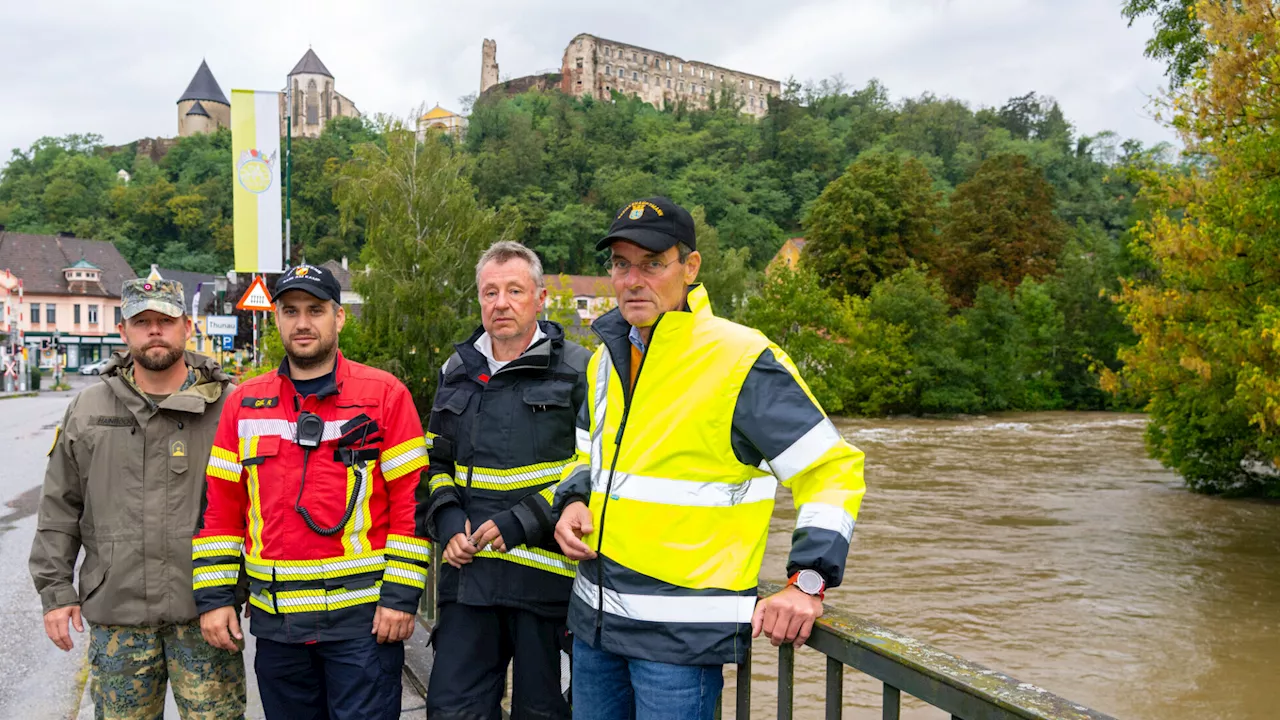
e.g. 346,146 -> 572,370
0,0 -> 1174,164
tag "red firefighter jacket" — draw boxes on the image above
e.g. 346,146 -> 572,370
193,353 -> 430,643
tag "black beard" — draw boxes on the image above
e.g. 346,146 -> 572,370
134,345 -> 184,372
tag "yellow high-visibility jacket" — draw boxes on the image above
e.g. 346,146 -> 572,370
554,284 -> 866,665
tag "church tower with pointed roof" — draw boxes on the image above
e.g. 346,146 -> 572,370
284,48 -> 360,139
177,60 -> 231,137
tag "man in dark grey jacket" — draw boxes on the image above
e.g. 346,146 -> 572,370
29,278 -> 246,719
420,241 -> 590,720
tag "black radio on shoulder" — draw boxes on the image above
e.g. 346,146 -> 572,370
296,411 -> 324,449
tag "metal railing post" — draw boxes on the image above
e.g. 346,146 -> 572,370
736,651 -> 751,720
825,656 -> 843,720
882,684 -> 901,720
778,644 -> 795,720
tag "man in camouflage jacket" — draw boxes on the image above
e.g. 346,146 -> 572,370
29,278 -> 246,720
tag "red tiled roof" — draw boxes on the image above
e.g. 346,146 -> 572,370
0,232 -> 137,297
546,274 -> 612,297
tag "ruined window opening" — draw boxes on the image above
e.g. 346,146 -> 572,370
632,53 -> 637,61
306,79 -> 319,125
633,71 -> 638,81
576,57 -> 584,69
678,63 -> 683,74
666,60 -> 671,70
643,73 -> 649,84
678,81 -> 684,91
643,55 -> 648,64
606,65 -> 612,74
749,80 -> 755,90
666,78 -> 672,89
618,68 -> 625,78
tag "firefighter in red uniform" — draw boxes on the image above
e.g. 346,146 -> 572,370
194,264 -> 430,720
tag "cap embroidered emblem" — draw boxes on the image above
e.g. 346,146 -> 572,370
296,267 -> 310,277
629,206 -> 644,220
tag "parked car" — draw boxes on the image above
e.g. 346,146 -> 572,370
79,358 -> 112,376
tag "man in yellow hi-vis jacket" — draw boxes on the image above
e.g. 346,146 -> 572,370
553,196 -> 866,720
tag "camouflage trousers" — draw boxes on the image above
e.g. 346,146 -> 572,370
88,620 -> 246,720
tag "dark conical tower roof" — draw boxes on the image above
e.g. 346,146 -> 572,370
185,100 -> 210,117
178,60 -> 229,106
289,48 -> 333,78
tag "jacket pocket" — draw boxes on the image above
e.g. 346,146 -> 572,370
240,434 -> 282,464
522,381 -> 577,462
77,542 -> 111,605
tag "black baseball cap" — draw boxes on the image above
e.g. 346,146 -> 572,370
272,263 -> 341,303
597,196 -> 697,253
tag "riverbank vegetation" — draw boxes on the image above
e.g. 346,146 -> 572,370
2,0 -> 1276,494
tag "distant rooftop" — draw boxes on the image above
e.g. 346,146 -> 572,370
178,60 -> 229,106
290,48 -> 333,78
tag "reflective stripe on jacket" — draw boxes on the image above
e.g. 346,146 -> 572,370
193,353 -> 430,643
420,320 -> 590,616
554,284 -> 866,665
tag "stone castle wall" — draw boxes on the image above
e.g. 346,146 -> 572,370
559,33 -> 778,117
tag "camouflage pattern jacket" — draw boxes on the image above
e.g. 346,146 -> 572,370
29,351 -> 234,625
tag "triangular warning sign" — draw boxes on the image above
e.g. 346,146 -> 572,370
236,275 -> 275,311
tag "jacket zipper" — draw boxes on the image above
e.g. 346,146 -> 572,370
592,314 -> 663,630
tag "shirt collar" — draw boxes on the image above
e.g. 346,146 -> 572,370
627,325 -> 647,354
474,324 -> 547,365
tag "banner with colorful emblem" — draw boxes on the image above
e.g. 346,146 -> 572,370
231,89 -> 283,273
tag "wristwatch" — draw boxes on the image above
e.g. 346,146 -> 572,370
787,569 -> 826,600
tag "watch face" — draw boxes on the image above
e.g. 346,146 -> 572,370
797,570 -> 824,595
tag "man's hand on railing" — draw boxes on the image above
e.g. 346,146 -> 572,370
752,585 -> 824,647
554,501 -> 598,560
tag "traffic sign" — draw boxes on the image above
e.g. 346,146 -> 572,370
222,335 -> 234,351
205,315 -> 239,336
235,276 -> 274,311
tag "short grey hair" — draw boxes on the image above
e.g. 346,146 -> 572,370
476,241 -> 544,289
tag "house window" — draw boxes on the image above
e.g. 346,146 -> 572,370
632,71 -> 638,81
749,80 -> 755,90
643,55 -> 648,64
47,305 -> 56,324
750,96 -> 756,108
88,305 -> 99,325
606,64 -> 612,74
666,60 -> 671,70
700,68 -> 705,78
74,304 -> 81,324
678,81 -> 684,91
618,68 -> 625,78
678,63 -> 683,74
114,306 -> 121,325
30,304 -> 40,325
631,53 -> 637,61
577,298 -> 588,311
666,78 -> 672,89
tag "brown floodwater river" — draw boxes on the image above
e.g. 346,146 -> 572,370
729,412 -> 1280,719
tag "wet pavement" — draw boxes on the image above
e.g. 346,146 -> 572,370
0,377 -> 426,719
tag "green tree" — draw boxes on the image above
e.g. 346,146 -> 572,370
1121,0 -> 1208,88
934,154 -> 1069,305
1110,0 -> 1280,495
801,153 -> 941,297
336,123 -> 512,411
690,207 -> 753,319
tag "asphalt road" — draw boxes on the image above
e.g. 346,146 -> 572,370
0,376 -> 426,719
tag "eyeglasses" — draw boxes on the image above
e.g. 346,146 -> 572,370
603,257 -> 680,277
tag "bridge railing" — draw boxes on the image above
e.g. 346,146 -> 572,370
421,558 -> 1114,719
725,581 -> 1116,720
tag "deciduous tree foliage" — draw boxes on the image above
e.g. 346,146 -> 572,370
801,153 -> 941,298
336,123 -> 508,411
934,154 -> 1069,306
1109,0 -> 1280,495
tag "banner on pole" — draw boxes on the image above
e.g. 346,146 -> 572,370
231,89 -> 283,273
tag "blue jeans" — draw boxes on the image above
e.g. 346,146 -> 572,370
571,636 -> 723,720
